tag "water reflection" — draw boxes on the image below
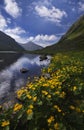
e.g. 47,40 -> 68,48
0,53 -> 51,104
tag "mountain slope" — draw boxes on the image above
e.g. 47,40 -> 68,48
40,15 -> 84,54
21,41 -> 43,51
0,31 -> 24,51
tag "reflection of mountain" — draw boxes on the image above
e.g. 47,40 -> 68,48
0,53 -> 22,71
23,54 -> 39,60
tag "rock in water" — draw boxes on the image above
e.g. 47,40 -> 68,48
20,68 -> 29,73
39,55 -> 47,61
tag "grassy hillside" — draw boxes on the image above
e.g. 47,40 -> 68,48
39,15 -> 84,54
0,31 -> 24,52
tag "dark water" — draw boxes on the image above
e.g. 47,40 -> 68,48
0,53 -> 51,104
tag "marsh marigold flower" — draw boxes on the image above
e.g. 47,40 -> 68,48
69,105 -> 75,110
1,120 -> 10,127
54,122 -> 59,130
17,89 -> 26,98
33,96 -> 37,102
42,90 -> 48,95
47,95 -> 51,98
29,105 -> 34,109
47,116 -> 54,124
76,107 -> 81,113
27,94 -> 32,99
73,86 -> 77,91
54,105 -> 62,112
13,103 -> 22,112
27,109 -> 33,115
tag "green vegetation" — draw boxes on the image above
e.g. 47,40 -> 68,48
0,51 -> 84,130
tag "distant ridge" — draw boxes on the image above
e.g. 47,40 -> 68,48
0,31 -> 24,52
21,41 -> 43,51
40,15 -> 84,54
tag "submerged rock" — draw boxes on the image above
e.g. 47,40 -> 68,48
39,55 -> 48,61
20,68 -> 29,73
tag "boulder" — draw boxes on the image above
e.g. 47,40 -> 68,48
39,55 -> 47,61
20,68 -> 29,73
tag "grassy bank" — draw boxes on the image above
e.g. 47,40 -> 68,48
0,51 -> 84,130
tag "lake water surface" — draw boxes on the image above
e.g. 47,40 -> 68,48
0,53 -> 51,105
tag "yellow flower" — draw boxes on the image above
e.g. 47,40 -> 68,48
13,103 -> 22,112
29,105 -> 34,109
43,83 -> 48,87
17,89 -> 27,98
58,108 -> 62,112
58,86 -> 61,89
33,96 -> 37,102
1,120 -> 10,127
42,90 -> 48,95
32,87 -> 35,90
82,110 -> 84,113
69,105 -> 75,110
27,109 -> 33,115
54,123 -> 59,130
61,112 -> 65,116
47,116 -> 54,124
76,107 -> 81,113
60,91 -> 66,98
0,105 -> 2,109
54,91 -> 60,95
73,86 -> 77,91
27,94 -> 32,99
54,105 -> 58,109
54,105 -> 62,112
47,95 -> 51,98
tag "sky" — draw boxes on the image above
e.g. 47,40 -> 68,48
0,0 -> 84,47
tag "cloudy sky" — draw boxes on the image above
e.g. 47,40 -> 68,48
0,0 -> 84,47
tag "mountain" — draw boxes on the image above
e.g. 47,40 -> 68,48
40,15 -> 84,54
0,31 -> 24,52
21,41 -> 43,51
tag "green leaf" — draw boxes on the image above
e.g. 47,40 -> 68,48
27,113 -> 33,120
3,126 -> 9,130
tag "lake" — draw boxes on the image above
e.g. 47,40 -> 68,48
0,53 -> 51,105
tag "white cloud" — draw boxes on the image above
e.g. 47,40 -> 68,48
0,13 -> 58,47
2,25 -> 59,46
34,34 -> 57,41
5,27 -> 26,35
26,34 -> 59,47
79,2 -> 84,12
1,26 -> 59,47
4,32 -> 26,43
4,27 -> 27,43
0,13 -> 26,43
4,0 -> 22,18
32,0 -> 52,8
0,14 -> 7,30
35,5 -> 67,23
